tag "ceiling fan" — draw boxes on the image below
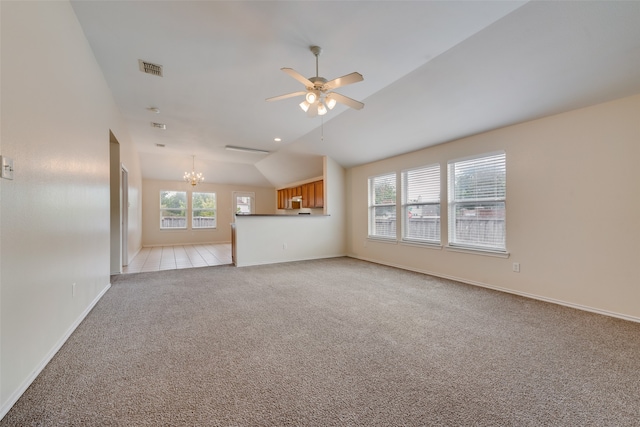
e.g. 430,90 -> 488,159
266,46 -> 364,117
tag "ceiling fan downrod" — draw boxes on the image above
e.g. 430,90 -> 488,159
310,45 -> 322,78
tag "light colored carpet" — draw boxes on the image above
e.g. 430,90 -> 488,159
2,257 -> 639,426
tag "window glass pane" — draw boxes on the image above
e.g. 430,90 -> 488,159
368,173 -> 397,238
452,153 -> 506,202
372,173 -> 396,205
160,191 -> 186,209
371,206 -> 396,238
448,153 -> 506,250
452,202 -> 505,248
192,192 -> 216,229
236,196 -> 252,215
160,191 -> 186,229
402,164 -> 440,243
404,204 -> 440,242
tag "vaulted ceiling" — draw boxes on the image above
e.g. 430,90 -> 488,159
71,1 -> 640,188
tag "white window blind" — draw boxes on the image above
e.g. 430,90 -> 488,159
448,152 -> 506,250
402,164 -> 440,243
368,172 -> 397,239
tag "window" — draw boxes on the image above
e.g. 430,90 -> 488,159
448,152 -> 506,251
402,164 -> 440,244
160,191 -> 187,229
368,172 -> 397,239
233,191 -> 254,218
192,192 -> 216,229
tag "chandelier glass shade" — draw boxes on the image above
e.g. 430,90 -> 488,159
299,92 -> 336,116
184,155 -> 204,187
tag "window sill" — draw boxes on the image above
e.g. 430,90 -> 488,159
400,240 -> 443,250
367,236 -> 398,244
445,245 -> 510,258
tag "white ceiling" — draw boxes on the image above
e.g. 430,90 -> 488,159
71,1 -> 640,188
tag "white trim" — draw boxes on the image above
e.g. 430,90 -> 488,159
141,241 -> 231,248
400,240 -> 442,250
366,236 -> 398,244
0,284 -> 112,420
445,245 -> 510,258
348,255 -> 640,324
235,254 -> 346,268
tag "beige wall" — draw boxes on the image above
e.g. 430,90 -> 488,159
347,94 -> 640,321
0,1 -> 143,417
142,180 -> 276,246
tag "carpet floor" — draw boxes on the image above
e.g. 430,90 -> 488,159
2,257 -> 639,426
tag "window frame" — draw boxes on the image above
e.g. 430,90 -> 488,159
447,151 -> 507,254
368,172 -> 398,240
401,163 -> 441,246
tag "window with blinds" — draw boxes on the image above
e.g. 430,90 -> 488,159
368,172 -> 397,239
448,152 -> 506,251
401,164 -> 440,244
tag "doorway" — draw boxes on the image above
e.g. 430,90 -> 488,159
121,165 -> 129,266
109,131 -> 122,274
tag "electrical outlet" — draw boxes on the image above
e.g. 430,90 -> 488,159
72,283 -> 76,297
512,263 -> 520,273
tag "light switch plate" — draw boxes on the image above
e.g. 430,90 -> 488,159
1,156 -> 14,180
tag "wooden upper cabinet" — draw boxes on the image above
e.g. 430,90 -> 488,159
280,179 -> 324,209
314,180 -> 324,208
277,189 -> 284,209
302,184 -> 310,208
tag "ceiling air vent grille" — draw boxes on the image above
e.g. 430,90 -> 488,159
151,122 -> 166,130
138,59 -> 163,77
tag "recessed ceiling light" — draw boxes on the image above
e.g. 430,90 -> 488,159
274,138 -> 281,142
148,107 -> 160,114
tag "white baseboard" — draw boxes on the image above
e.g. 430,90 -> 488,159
236,253 -> 347,268
349,255 -> 640,324
142,241 -> 231,248
0,283 -> 112,420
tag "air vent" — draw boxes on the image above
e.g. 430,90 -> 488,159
151,122 -> 166,130
138,59 -> 163,77
156,143 -> 166,148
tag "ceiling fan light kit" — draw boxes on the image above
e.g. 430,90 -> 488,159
267,45 -> 364,117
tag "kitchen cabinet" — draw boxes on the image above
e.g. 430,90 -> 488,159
278,179 -> 324,209
303,183 -> 315,208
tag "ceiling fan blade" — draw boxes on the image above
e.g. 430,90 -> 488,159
281,68 -> 314,88
265,91 -> 306,102
322,72 -> 363,91
330,92 -> 364,110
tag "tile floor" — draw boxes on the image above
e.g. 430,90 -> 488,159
122,243 -> 232,274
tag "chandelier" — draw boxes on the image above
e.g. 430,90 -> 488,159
184,155 -> 204,187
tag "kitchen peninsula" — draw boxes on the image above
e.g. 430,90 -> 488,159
232,157 -> 347,267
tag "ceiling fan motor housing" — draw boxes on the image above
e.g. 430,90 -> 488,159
309,76 -> 328,90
